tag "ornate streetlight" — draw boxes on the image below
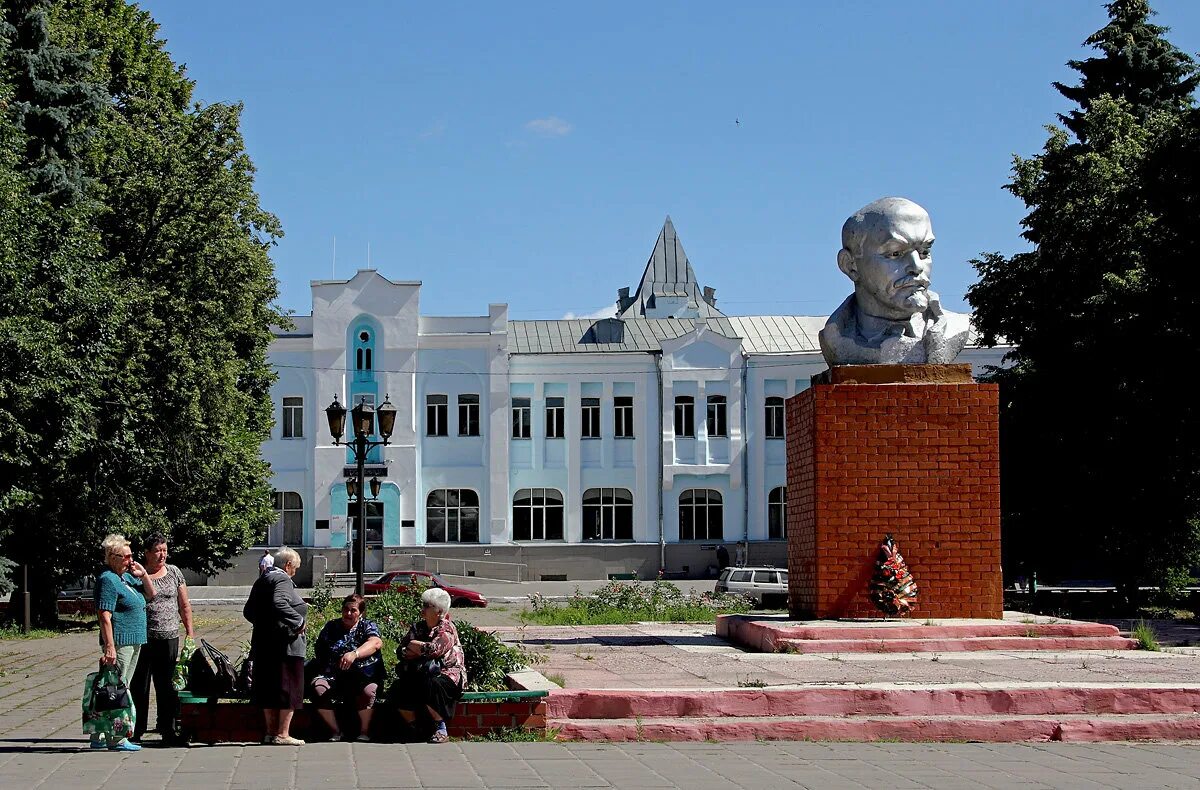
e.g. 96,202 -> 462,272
325,393 -> 397,595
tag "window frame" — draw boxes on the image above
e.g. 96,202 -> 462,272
581,397 -> 601,439
426,394 -> 448,437
458,393 -> 480,437
282,396 -> 304,439
768,486 -> 787,539
511,397 -> 531,439
582,487 -> 634,541
545,396 -> 565,439
765,396 -> 785,440
512,488 -> 565,541
706,395 -> 727,437
272,490 -> 303,546
614,395 -> 634,438
425,488 -> 480,543
674,396 -> 695,438
678,488 -> 723,541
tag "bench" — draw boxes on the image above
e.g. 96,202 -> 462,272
178,689 -> 549,744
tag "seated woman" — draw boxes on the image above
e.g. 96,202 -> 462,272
389,587 -> 466,743
308,594 -> 384,741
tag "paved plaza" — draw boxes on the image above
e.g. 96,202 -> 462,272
2,608 -> 1199,788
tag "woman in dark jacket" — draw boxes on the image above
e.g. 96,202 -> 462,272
243,547 -> 308,746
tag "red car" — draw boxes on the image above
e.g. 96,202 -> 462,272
364,570 -> 488,608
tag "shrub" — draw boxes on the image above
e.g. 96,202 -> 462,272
523,578 -> 752,625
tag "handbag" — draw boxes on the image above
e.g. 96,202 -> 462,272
81,666 -> 134,739
172,636 -> 196,692
186,639 -> 239,697
398,656 -> 443,678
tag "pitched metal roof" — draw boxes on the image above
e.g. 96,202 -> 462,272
508,316 -> 827,354
617,217 -> 725,319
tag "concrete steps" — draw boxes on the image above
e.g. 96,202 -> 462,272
717,615 -> 1139,653
547,686 -> 1200,743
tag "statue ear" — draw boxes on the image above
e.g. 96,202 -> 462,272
836,248 -> 858,281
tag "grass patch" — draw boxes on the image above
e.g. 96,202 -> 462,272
521,579 -> 752,625
1132,620 -> 1161,651
544,672 -> 567,688
0,614 -> 96,640
462,725 -> 559,742
737,677 -> 767,688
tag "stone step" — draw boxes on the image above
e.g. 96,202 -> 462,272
547,686 -> 1200,720
550,712 -> 1200,743
774,635 -> 1138,653
767,623 -> 1122,640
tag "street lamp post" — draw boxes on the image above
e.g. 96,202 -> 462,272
325,393 -> 397,596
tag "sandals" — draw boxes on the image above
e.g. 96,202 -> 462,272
428,728 -> 449,744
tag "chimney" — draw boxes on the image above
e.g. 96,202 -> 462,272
702,286 -> 716,307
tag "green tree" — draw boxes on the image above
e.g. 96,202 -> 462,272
1,0 -> 283,621
967,1 -> 1200,597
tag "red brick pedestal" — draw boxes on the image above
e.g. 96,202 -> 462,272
785,365 -> 1002,619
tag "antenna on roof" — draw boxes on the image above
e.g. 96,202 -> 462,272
367,242 -> 372,269
332,236 -> 337,278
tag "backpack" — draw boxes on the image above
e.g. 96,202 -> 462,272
186,639 -> 239,698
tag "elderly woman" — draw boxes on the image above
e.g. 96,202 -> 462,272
308,594 -> 384,741
243,547 -> 308,746
130,533 -> 194,745
391,587 -> 466,743
92,533 -> 155,752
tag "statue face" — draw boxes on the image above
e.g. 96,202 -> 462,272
839,202 -> 935,322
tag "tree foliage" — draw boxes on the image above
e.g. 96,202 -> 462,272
967,1 -> 1200,592
0,0 -> 283,617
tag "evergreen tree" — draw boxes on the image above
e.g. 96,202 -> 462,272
967,1 -> 1200,597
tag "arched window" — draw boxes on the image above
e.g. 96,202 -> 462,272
583,488 -> 633,541
272,491 -> 303,545
513,488 -> 564,541
765,397 -> 785,439
768,486 -> 787,539
679,489 -> 722,541
426,489 -> 479,543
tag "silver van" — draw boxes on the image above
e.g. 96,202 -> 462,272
715,566 -> 788,607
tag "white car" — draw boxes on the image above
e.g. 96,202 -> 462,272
715,566 -> 789,607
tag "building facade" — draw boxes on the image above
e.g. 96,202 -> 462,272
245,219 -> 1007,585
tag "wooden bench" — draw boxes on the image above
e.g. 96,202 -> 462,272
178,689 -> 549,744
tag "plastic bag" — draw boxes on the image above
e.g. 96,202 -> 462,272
173,636 -> 196,692
82,666 -> 135,740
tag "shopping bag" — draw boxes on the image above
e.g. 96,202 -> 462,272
172,636 -> 196,692
82,666 -> 135,740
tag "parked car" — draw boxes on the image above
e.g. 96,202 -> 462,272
364,570 -> 488,607
715,566 -> 788,607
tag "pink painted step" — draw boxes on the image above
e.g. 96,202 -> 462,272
551,713 -> 1200,743
775,635 -> 1137,653
768,623 -> 1122,640
547,687 -> 1200,720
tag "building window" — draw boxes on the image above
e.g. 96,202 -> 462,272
458,394 -> 480,437
355,501 -> 384,546
581,398 -> 600,439
674,396 -> 695,438
513,488 -> 564,541
679,489 -> 722,541
353,327 -> 376,382
426,394 -> 448,437
512,397 -> 531,438
706,395 -> 727,437
272,491 -> 303,545
765,397 -> 785,440
768,486 -> 787,539
426,489 -> 480,542
614,396 -> 634,438
583,488 -> 633,541
282,396 -> 303,439
546,397 -> 565,439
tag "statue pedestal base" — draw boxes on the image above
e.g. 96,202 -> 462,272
785,365 -> 1002,619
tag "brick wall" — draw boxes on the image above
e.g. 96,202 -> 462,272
786,382 -> 1002,619
447,698 -> 547,739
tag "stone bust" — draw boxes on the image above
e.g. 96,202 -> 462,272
819,197 -> 970,366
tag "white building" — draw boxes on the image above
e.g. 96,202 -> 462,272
243,219 -> 1007,585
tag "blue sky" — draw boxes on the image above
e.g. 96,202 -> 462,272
139,1 -> 1200,320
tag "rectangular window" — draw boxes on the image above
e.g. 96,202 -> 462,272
458,394 -> 480,436
706,395 -> 727,437
674,396 -> 695,438
282,397 -> 303,439
426,394 -> 448,437
546,396 -> 565,439
765,397 -> 785,440
581,397 -> 600,439
512,397 -> 531,439
582,488 -> 634,541
614,396 -> 634,438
